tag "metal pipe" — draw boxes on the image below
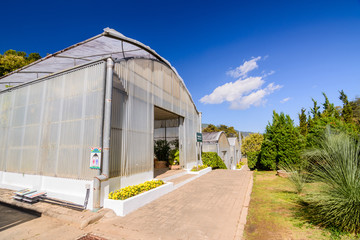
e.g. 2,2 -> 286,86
93,58 -> 114,210
102,57 -> 114,178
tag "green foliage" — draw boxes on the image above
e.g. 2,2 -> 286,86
349,97 -> 360,125
278,162 -> 308,194
241,133 -> 263,155
169,149 -> 179,165
339,90 -> 353,123
306,115 -> 359,148
321,92 -> 339,119
247,151 -> 260,170
298,108 -> 308,136
154,140 -> 171,162
259,111 -> 305,170
108,180 -> 164,200
310,98 -> 321,120
0,49 -> 41,76
302,128 -> 360,233
304,91 -> 359,148
201,152 -> 227,169
203,124 -> 239,138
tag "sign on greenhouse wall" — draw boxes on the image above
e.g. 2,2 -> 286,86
90,147 -> 102,169
197,132 -> 202,142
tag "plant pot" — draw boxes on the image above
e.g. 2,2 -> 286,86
169,165 -> 181,170
155,160 -> 167,168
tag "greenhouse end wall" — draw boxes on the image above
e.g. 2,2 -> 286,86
108,59 -> 200,190
0,61 -> 106,180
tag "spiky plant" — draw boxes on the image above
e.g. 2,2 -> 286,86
303,127 -> 360,233
278,161 -> 308,194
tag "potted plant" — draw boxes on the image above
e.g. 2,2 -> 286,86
154,140 -> 170,168
169,149 -> 180,170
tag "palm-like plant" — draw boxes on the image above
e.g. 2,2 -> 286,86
303,127 -> 360,233
278,161 -> 308,194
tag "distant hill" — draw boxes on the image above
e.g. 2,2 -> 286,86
201,123 -> 254,139
238,131 -> 254,138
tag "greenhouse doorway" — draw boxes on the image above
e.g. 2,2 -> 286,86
153,106 -> 182,178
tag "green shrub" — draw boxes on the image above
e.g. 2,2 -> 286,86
303,128 -> 360,233
247,151 -> 260,170
259,111 -> 305,170
201,152 -> 227,169
108,180 -> 164,200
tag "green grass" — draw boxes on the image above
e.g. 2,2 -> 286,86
244,171 -> 357,240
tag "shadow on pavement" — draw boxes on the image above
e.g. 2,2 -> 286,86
0,202 -> 40,232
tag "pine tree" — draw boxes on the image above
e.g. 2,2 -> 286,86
259,111 -> 305,170
310,98 -> 321,120
298,108 -> 308,136
339,90 -> 353,123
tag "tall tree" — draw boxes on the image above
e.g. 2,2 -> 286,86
310,98 -> 321,120
0,50 -> 41,76
349,97 -> 360,125
321,92 -> 339,118
339,90 -> 353,123
203,124 -> 239,138
202,124 -> 218,133
259,111 -> 305,170
298,108 -> 308,136
241,133 -> 263,156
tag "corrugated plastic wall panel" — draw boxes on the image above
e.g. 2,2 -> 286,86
0,61 -> 106,180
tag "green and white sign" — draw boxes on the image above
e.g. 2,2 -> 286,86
196,132 -> 202,142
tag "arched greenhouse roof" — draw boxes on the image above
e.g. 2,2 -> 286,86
202,131 -> 226,143
0,28 -> 194,105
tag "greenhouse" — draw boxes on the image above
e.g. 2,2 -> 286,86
228,137 -> 241,169
0,28 -> 201,209
202,132 -> 232,169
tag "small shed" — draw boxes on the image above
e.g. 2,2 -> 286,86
228,137 -> 241,169
202,132 -> 231,169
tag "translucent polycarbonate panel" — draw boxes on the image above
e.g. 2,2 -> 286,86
111,59 -> 200,177
0,61 -> 106,180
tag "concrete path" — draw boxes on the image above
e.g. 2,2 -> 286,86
89,169 -> 253,240
0,168 -> 253,240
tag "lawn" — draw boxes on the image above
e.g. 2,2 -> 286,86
244,171 -> 354,240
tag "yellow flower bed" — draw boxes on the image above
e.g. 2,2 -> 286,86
191,164 -> 208,172
108,180 -> 165,200
236,162 -> 245,169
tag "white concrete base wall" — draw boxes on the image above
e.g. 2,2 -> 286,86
104,182 -> 174,216
0,171 -> 94,210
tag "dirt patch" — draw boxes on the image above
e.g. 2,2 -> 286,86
77,233 -> 108,240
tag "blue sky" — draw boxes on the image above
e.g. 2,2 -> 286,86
1,0 -> 360,133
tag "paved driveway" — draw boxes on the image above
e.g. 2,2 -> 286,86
90,169 -> 253,240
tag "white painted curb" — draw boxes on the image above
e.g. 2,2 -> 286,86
104,182 -> 174,217
187,167 -> 212,175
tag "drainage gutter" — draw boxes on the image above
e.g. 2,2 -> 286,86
93,58 -> 114,210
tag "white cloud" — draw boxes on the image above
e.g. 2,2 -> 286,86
280,97 -> 291,103
200,56 -> 282,110
226,56 -> 261,78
